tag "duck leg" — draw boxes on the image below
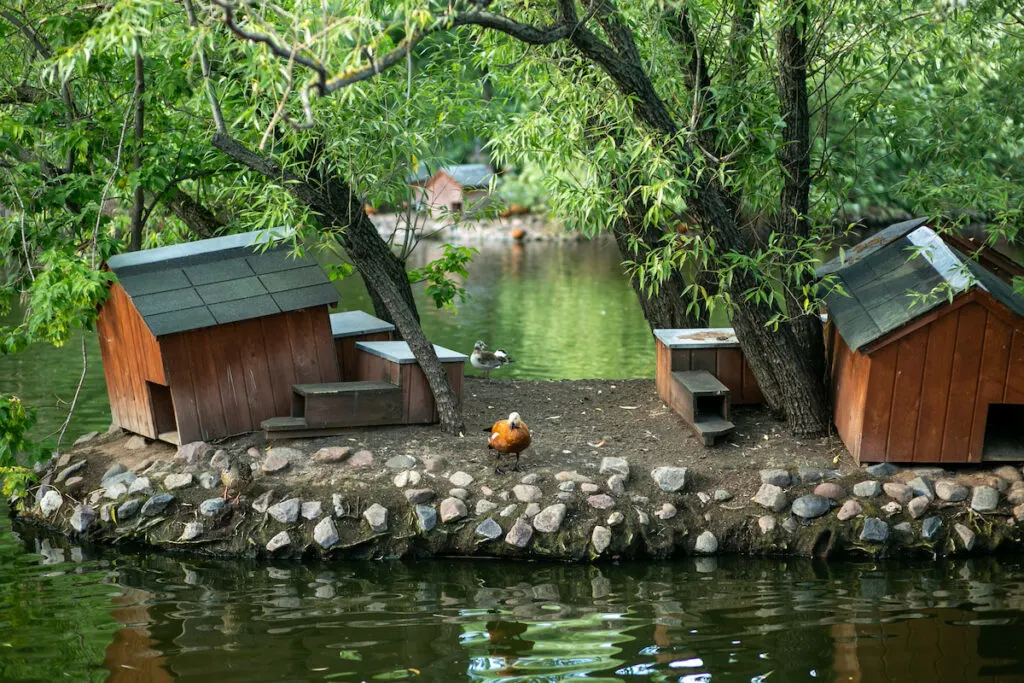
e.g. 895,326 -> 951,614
511,452 -> 522,472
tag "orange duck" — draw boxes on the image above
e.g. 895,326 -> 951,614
487,411 -> 531,474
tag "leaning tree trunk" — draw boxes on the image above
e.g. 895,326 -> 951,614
211,133 -> 462,433
167,186 -> 225,238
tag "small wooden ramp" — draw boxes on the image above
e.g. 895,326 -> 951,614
262,380 -> 402,438
669,370 -> 735,446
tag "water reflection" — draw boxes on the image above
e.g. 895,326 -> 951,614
4,511 -> 1024,682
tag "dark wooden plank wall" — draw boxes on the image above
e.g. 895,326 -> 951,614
829,324 -> 872,461
96,283 -> 166,439
852,298 -> 1023,463
335,332 -> 392,380
655,339 -> 763,406
161,305 -> 340,442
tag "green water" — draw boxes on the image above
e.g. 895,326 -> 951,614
0,237 -> 654,445
4,508 -> 1024,682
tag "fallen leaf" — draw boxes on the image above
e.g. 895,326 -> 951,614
546,415 -> 561,420
619,405 -> 638,410
586,440 -> 606,448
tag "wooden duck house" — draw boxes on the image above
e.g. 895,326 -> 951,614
820,218 -> 1024,464
99,230 -> 466,445
409,164 -> 494,215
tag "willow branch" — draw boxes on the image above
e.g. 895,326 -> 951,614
183,0 -> 226,133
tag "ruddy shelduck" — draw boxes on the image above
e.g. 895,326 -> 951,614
487,411 -> 531,474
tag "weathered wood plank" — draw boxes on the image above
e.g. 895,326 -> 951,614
186,327 -> 229,440
233,317 -> 279,427
209,326 -> 252,437
403,364 -> 434,424
690,349 -> 717,374
159,333 -> 203,444
286,308 -> 320,385
884,327 -> 928,462
940,304 -> 987,463
260,315 -> 298,417
739,358 -> 763,405
859,342 -> 899,461
913,312 -> 959,462
970,314 -> 1013,461
308,306 -> 341,383
715,349 -> 744,403
1006,328 -> 1024,403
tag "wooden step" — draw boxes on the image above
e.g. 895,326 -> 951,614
693,416 -> 735,446
261,415 -> 361,439
668,370 -> 734,445
290,380 -> 403,428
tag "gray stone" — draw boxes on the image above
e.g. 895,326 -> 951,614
74,431 -> 100,446
893,522 -> 914,542
176,441 -> 209,465
141,493 -> 174,517
480,486 -> 494,497
866,463 -> 898,477
792,495 -> 831,519
56,452 -> 72,468
813,483 -> 846,500
69,505 -> 96,532
881,501 -> 903,517
449,471 -> 474,487
599,457 -> 630,479
116,498 -> 142,520
197,472 -> 217,490
954,523 -> 976,551
797,467 -> 840,484
301,501 -> 323,520
449,488 -> 469,500
63,476 -> 85,493
697,492 -> 711,504
268,498 -> 301,524
555,471 -> 593,484
103,482 -> 128,500
253,490 -> 275,514
852,480 -> 882,498
346,450 -> 374,468
578,482 -> 599,495
125,435 -> 148,450
837,499 -> 862,521
651,466 -> 688,492
759,469 -> 791,487
558,481 -> 577,493
591,525 -> 612,554
513,484 -> 543,503
386,454 -> 418,470
935,480 -> 969,503
713,489 -> 733,502
163,472 -> 194,491
971,486 -> 1000,512
505,518 -> 533,548
993,465 -> 1021,483
907,476 -> 935,500
101,463 -> 127,483
100,503 -> 115,523
55,461 -> 86,483
475,518 -> 503,541
758,515 -> 777,534
860,517 -> 889,543
520,473 -> 540,485
907,496 -> 930,519
556,492 -> 574,502
607,511 -> 625,526
415,505 -> 437,532
607,475 -> 627,496
753,484 -> 788,512
209,449 -> 231,471
637,510 -> 650,526
128,477 -> 153,496
404,488 -> 435,505
588,494 -> 615,510
440,497 -> 468,523
261,452 -> 290,474
655,503 -> 677,520
314,517 -> 339,549
695,530 -> 718,554
532,504 -> 567,533
363,503 -> 388,533
884,482 -> 911,503
782,517 -> 799,534
104,471 -> 138,489
266,531 -> 291,552
1007,485 -> 1024,506
200,498 -> 226,517
476,499 -> 498,515
524,503 -> 541,518
499,504 -> 518,518
312,446 -> 353,463
922,516 -> 943,540
393,470 -> 421,488
179,522 -> 203,542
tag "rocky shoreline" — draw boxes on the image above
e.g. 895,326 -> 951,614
15,427 -> 1024,562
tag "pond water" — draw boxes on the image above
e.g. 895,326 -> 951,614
4,508 -> 1024,682
0,236 -> 655,445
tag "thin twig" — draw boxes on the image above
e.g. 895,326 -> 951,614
3,169 -> 33,282
54,336 -> 88,455
183,0 -> 227,133
92,95 -> 135,267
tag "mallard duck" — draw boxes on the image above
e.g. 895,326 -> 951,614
220,460 -> 252,502
486,411 -> 531,474
471,341 -> 515,379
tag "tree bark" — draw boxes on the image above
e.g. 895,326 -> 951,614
166,186 -> 224,238
211,132 -> 464,434
128,43 -> 145,252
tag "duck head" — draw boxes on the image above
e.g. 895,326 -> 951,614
474,340 -> 487,351
508,411 -> 522,428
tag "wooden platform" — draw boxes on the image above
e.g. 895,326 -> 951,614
668,370 -> 735,446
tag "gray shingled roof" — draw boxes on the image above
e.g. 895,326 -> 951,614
821,223 -> 1024,351
106,230 -> 339,337
408,164 -> 495,188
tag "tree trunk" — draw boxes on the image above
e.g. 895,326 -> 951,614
128,43 -> 145,252
211,132 -> 463,434
166,186 -> 224,238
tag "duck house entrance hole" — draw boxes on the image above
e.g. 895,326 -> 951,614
982,403 -> 1024,462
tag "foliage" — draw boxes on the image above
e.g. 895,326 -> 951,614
408,244 -> 478,311
0,394 -> 47,503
